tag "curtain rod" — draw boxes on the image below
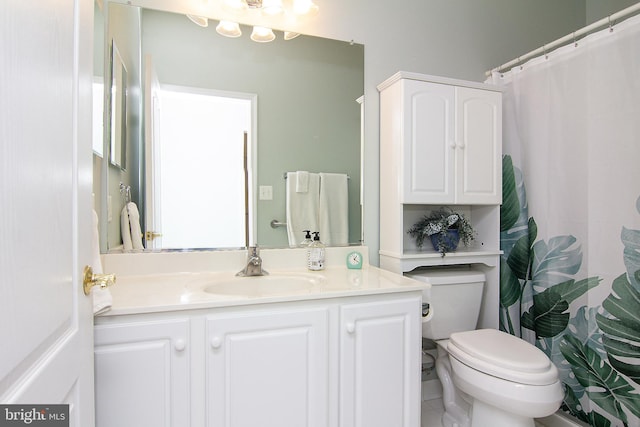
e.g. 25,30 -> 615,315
486,2 -> 640,76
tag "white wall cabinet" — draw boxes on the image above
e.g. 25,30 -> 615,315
94,292 -> 422,427
380,73 -> 501,205
377,72 -> 502,329
94,318 -> 191,427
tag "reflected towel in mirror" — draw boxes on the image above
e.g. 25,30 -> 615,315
121,202 -> 144,252
296,170 -> 309,193
319,173 -> 349,246
286,171 -> 320,246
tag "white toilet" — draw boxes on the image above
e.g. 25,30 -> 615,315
407,267 -> 563,427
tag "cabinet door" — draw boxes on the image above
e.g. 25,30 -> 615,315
455,87 -> 502,204
206,308 -> 330,427
340,296 -> 422,427
94,319 -> 191,427
402,80 -> 455,204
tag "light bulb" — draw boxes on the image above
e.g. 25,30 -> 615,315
262,0 -> 283,15
250,26 -> 275,42
216,21 -> 242,38
186,14 -> 208,27
292,0 -> 319,16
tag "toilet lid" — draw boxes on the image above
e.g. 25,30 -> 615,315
447,329 -> 558,386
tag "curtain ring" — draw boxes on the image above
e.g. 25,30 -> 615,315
543,44 -> 548,60
519,56 -> 523,70
609,16 -> 614,32
573,32 -> 578,47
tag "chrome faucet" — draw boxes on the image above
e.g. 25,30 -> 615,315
237,246 -> 268,277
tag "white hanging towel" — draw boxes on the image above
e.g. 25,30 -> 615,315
286,171 -> 320,246
121,202 -> 144,251
296,170 -> 309,193
127,202 -> 145,250
319,173 -> 349,246
121,205 -> 133,251
91,209 -> 112,315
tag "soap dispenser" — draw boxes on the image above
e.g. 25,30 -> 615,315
299,230 -> 313,247
307,232 -> 325,271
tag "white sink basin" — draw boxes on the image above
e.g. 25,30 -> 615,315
188,273 -> 323,297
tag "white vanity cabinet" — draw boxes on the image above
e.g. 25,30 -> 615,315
205,307 -> 331,427
340,297 -> 422,427
379,72 -> 502,205
94,291 -> 423,427
94,318 -> 191,427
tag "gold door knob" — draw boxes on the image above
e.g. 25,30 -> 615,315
145,231 -> 163,241
83,266 -> 116,296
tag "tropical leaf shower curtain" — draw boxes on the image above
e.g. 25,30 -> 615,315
490,14 -> 640,427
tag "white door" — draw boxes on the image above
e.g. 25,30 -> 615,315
0,0 -> 95,425
144,55 -> 163,250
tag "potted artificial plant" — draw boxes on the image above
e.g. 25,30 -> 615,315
407,207 -> 475,256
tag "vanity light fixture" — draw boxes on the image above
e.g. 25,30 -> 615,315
186,14 -> 209,27
216,20 -> 243,37
207,0 -> 318,42
250,26 -> 276,42
262,0 -> 283,16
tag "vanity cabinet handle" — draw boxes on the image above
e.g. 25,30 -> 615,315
346,322 -> 355,334
210,337 -> 222,349
174,339 -> 186,352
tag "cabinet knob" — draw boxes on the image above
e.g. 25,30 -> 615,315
210,336 -> 222,349
346,322 -> 355,334
174,339 -> 186,352
449,140 -> 457,149
457,140 -> 466,149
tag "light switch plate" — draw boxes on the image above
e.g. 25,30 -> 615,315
259,185 -> 273,200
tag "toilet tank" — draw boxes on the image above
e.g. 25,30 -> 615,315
405,267 -> 485,340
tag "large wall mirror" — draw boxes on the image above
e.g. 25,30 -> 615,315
94,0 -> 364,253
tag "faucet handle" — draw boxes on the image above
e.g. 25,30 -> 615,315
249,245 -> 259,256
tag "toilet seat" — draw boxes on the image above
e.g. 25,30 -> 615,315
447,329 -> 558,386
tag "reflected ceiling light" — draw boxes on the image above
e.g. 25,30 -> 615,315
222,0 -> 247,12
250,26 -> 276,42
284,31 -> 300,40
262,0 -> 283,16
292,0 -> 319,17
222,0 -> 318,18
213,0 -> 318,43
245,0 -> 263,8
216,20 -> 242,37
186,14 -> 209,27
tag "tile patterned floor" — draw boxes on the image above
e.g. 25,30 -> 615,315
421,398 -> 445,427
422,398 -> 550,427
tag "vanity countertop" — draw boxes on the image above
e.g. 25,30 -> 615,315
98,247 -> 429,316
